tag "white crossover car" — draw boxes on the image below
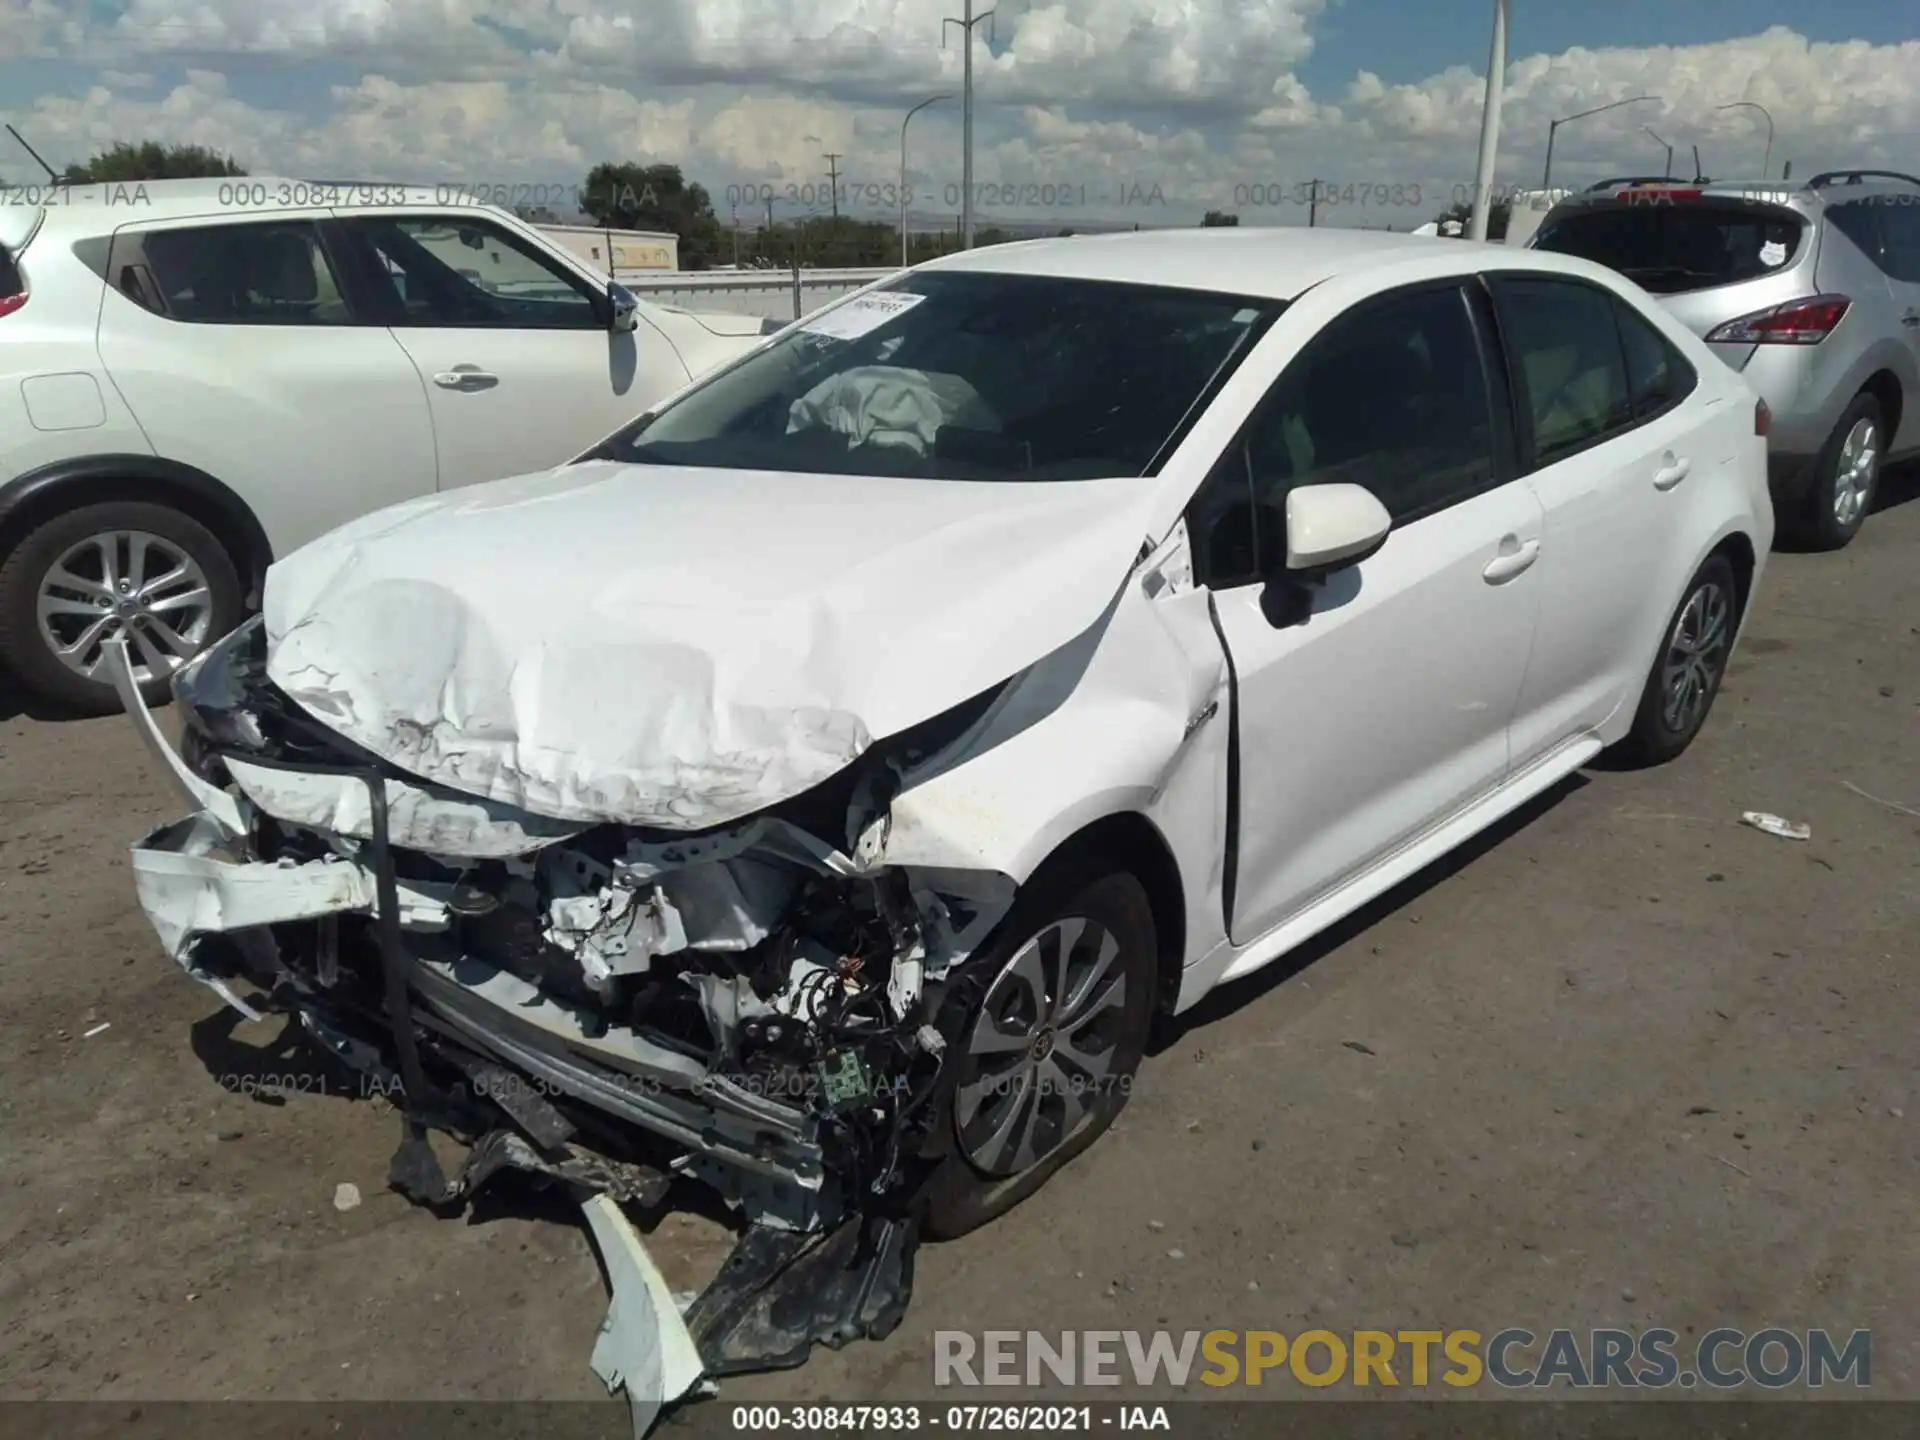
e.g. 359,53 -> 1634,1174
118,228 -> 1772,1387
0,178 -> 771,712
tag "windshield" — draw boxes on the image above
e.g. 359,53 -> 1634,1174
592,270 -> 1281,481
1533,202 -> 1806,294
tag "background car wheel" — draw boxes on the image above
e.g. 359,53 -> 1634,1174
921,858 -> 1157,1241
0,500 -> 244,715
1793,392 -> 1882,552
1614,552 -> 1739,768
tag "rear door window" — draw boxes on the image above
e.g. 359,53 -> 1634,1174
1492,278 -> 1634,467
1533,202 -> 1806,294
0,242 -> 21,303
1878,202 -> 1920,284
1613,300 -> 1698,421
1825,200 -> 1887,270
121,222 -> 354,324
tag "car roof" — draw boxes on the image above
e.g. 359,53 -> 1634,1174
917,225 -> 1612,301
22,177 -> 504,236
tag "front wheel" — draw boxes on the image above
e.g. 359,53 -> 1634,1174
0,500 -> 244,715
921,860 -> 1157,1240
1614,552 -> 1738,767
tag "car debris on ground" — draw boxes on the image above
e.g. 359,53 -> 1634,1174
1740,811 -> 1812,841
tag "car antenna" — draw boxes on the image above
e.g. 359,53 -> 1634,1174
1691,145 -> 1704,184
3,124 -> 65,184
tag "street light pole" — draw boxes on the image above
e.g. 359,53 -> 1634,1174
943,0 -> 995,248
1716,101 -> 1775,180
1468,0 -> 1509,242
1542,94 -> 1661,190
901,94 -> 954,268
1645,127 -> 1672,179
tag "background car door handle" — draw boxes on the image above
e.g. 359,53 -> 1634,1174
1482,538 -> 1541,584
432,366 -> 498,391
1653,455 -> 1692,490
1903,310 -> 1920,328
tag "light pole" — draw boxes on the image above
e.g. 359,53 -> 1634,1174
1715,101 -> 1774,180
1468,0 -> 1509,242
1645,126 -> 1672,178
943,0 -> 995,248
1542,94 -> 1661,190
901,94 -> 953,267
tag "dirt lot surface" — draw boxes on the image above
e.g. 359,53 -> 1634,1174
2,479 -> 1917,1421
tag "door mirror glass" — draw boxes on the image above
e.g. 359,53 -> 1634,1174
609,280 -> 640,332
1282,482 -> 1392,574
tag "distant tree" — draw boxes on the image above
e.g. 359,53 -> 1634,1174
580,163 -> 723,269
63,141 -> 246,182
1201,210 -> 1240,227
1056,227 -> 1077,237
1433,198 -> 1510,241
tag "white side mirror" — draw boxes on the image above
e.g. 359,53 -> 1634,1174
1284,483 -> 1392,572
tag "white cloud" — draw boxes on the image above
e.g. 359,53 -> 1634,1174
4,9 -> 1917,227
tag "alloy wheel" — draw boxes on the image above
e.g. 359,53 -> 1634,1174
955,916 -> 1129,1178
34,530 -> 215,684
1832,417 -> 1879,530
1659,577 -> 1731,736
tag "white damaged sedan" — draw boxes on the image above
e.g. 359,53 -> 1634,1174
120,227 -> 1772,1367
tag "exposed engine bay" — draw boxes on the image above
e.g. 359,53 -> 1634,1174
117,616 -> 1025,1423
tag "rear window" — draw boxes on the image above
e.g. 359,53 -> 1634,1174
0,242 -> 21,300
1532,202 -> 1806,294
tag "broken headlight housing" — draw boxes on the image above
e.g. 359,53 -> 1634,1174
172,614 -> 267,766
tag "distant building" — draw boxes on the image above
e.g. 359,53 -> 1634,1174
537,224 -> 679,272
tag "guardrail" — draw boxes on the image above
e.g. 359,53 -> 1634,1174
616,267 -> 898,322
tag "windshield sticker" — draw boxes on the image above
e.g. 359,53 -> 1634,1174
799,291 -> 928,341
1759,240 -> 1787,267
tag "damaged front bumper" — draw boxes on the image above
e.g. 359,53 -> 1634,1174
113,626 -> 1013,1420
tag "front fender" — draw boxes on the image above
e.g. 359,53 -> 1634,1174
871,533 -> 1234,971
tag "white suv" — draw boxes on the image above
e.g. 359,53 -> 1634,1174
0,178 -> 773,712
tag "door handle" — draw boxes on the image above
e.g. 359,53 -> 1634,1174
1653,454 -> 1692,490
1482,537 -> 1541,584
432,366 -> 499,390
1902,310 -> 1920,328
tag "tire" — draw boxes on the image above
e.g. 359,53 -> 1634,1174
1791,392 -> 1883,552
1614,552 -> 1739,768
0,500 -> 245,715
920,855 -> 1158,1240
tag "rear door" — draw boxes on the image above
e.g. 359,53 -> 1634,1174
328,211 -> 683,486
94,215 -> 439,556
1493,274 -> 1720,769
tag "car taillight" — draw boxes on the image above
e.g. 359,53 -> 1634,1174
1705,294 -> 1851,345
0,293 -> 25,319
1755,399 -> 1771,437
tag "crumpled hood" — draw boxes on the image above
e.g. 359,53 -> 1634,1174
263,460 -> 1163,831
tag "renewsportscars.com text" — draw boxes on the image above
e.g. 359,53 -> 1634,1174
933,1327 -> 1871,1390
